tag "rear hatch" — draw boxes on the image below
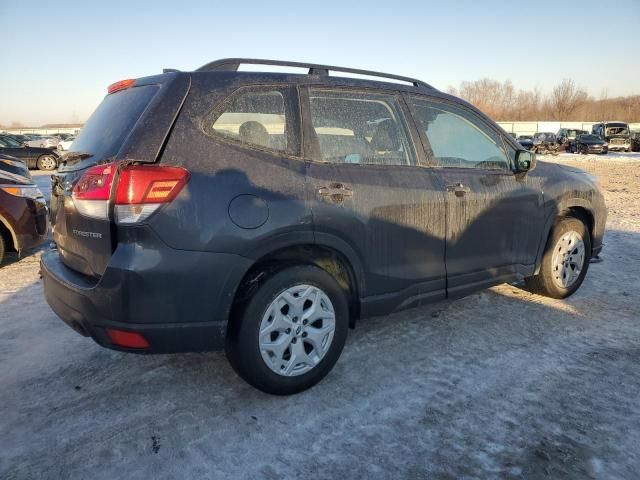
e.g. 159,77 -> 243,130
50,73 -> 190,277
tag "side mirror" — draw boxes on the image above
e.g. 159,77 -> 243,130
515,150 -> 536,173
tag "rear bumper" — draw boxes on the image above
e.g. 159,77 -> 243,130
41,240 -> 252,353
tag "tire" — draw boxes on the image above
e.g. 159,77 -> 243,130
36,155 -> 57,171
225,264 -> 349,395
525,216 -> 591,299
0,233 -> 5,266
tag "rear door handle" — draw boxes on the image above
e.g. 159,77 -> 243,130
446,183 -> 471,197
317,184 -> 353,201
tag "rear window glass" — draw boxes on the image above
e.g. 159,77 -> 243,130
69,85 -> 158,162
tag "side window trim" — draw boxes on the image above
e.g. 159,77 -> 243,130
405,94 -> 514,172
202,84 -> 301,157
300,85 -> 419,167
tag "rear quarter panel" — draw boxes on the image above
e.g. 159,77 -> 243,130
149,73 -> 313,258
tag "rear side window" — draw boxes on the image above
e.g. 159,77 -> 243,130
410,98 -> 509,170
71,85 -> 158,162
308,89 -> 416,166
206,88 -> 291,153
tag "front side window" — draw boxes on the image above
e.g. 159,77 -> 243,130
308,89 -> 415,166
207,89 -> 289,153
410,98 -> 510,170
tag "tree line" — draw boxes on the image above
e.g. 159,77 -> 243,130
447,79 -> 640,122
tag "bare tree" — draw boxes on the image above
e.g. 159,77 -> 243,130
549,79 -> 588,120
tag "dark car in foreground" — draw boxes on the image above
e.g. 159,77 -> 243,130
0,155 -> 49,265
573,134 -> 609,154
0,135 -> 60,170
41,59 -> 607,395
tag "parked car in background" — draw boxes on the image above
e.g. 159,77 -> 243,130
41,58 -> 606,395
557,128 -> 588,152
25,135 -> 60,149
0,155 -> 49,265
57,136 -> 75,152
517,135 -> 534,150
592,121 -> 631,152
0,135 -> 60,170
52,133 -> 74,141
507,132 -> 517,140
532,132 -> 560,155
573,134 -> 609,154
631,131 -> 640,152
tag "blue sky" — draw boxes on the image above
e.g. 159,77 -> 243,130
1,0 -> 638,126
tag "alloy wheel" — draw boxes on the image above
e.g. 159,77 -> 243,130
259,284 -> 336,377
551,230 -> 585,288
38,155 -> 57,170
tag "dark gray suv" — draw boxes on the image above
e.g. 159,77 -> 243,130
41,59 -> 606,394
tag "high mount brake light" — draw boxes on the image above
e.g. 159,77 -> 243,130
107,79 -> 136,94
72,163 -> 189,223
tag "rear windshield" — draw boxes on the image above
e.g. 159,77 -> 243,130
68,85 -> 158,164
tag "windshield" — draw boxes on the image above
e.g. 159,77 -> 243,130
605,124 -> 629,136
580,135 -> 601,141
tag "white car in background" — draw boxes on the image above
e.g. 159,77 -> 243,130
25,135 -> 59,149
56,136 -> 75,151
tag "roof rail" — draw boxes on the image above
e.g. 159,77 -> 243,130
195,58 -> 433,89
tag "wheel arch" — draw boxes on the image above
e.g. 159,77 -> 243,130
229,240 -> 363,332
0,213 -> 18,253
534,199 -> 595,274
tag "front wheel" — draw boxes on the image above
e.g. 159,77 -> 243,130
226,265 -> 349,395
525,217 -> 591,299
36,154 -> 57,171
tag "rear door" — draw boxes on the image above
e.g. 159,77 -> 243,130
407,96 -> 544,296
302,86 -> 447,307
50,74 -> 190,277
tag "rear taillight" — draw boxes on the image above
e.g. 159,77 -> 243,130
114,165 -> 189,223
72,163 -> 116,219
72,162 -> 189,223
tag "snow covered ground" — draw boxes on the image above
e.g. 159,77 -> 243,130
1,158 -> 639,479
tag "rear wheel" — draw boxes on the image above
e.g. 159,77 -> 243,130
525,217 -> 591,299
226,265 -> 349,395
36,155 -> 57,171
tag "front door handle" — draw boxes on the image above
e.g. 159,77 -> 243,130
317,183 -> 353,202
446,183 -> 471,197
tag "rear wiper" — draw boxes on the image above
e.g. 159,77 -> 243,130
61,151 -> 93,166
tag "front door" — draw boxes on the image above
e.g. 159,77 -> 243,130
407,96 -> 544,296
301,87 -> 447,309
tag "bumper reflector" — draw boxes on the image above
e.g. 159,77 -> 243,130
106,329 -> 150,349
